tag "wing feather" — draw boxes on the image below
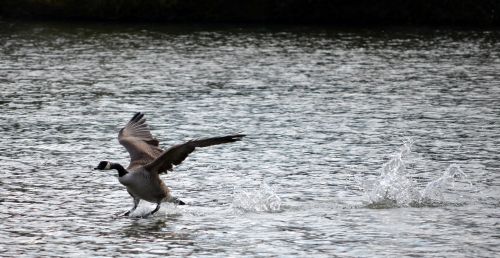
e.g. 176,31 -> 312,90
118,112 -> 163,169
144,134 -> 245,174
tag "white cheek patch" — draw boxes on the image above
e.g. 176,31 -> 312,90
105,162 -> 111,170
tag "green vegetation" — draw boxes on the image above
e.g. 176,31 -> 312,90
0,0 -> 499,26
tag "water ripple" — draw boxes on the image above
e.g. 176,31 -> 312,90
0,23 -> 499,257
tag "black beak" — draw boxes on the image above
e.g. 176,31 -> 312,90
93,167 -> 99,170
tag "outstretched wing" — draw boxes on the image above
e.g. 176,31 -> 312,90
144,134 -> 245,174
118,112 -> 164,169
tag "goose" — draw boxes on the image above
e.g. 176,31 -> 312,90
94,112 -> 245,217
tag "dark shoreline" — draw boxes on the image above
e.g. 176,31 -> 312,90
1,0 -> 499,27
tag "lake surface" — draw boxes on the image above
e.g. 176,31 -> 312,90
0,22 -> 499,257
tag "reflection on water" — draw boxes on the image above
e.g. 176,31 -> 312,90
0,22 -> 499,256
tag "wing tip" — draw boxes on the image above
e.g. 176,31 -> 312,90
130,112 -> 144,123
229,134 -> 246,141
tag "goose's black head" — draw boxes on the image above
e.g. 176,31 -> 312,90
94,161 -> 111,170
94,161 -> 128,177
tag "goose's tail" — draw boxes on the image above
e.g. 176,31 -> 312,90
166,196 -> 185,205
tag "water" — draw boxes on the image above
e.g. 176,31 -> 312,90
1,22 -> 499,256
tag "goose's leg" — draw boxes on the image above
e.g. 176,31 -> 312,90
151,203 -> 161,214
143,202 -> 161,218
123,197 -> 140,216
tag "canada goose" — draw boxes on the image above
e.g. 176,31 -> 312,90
94,112 -> 245,217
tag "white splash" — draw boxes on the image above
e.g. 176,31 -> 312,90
232,182 -> 282,212
419,164 -> 472,206
367,139 -> 419,207
364,139 -> 475,208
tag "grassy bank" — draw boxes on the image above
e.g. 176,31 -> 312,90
0,0 -> 499,26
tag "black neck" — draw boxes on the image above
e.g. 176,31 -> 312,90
110,163 -> 128,177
